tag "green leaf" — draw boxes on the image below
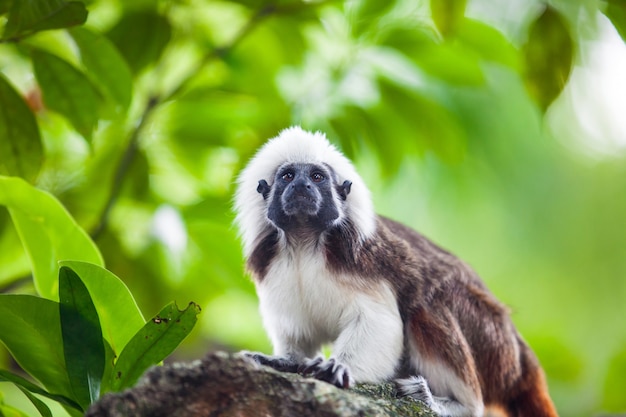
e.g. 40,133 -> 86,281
59,266 -> 105,409
349,0 -> 395,36
606,0 -> 626,43
0,176 -> 104,299
0,370 -> 81,411
379,24 -> 484,85
456,19 -> 520,70
0,295 -> 72,401
31,49 -> 101,140
15,387 -> 52,417
106,11 -> 172,75
522,6 -> 574,111
59,261 -> 145,357
110,302 -> 200,391
602,343 -> 626,411
2,0 -> 87,40
0,0 -> 11,16
0,73 -> 43,182
69,27 -> 133,111
431,0 -> 467,37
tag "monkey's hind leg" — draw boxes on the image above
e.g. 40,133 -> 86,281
397,376 -> 482,417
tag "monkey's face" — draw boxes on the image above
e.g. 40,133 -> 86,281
259,163 -> 351,234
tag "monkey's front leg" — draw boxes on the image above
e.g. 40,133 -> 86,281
302,289 -> 404,389
243,351 -> 302,373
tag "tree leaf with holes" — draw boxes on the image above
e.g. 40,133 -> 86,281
2,0 -> 87,40
0,176 -> 104,299
70,27 -> 133,111
31,49 -> 101,140
110,302 -> 200,391
522,6 -> 574,111
59,266 -> 105,409
0,74 -> 43,182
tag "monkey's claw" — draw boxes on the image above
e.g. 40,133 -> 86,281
299,357 -> 352,389
396,376 -> 436,409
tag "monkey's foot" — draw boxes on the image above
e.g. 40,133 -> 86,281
299,357 -> 352,389
242,351 -> 300,373
396,376 -> 437,410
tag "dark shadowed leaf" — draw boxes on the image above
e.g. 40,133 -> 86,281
70,27 -> 133,111
522,6 -> 574,111
59,261 -> 145,358
106,11 -> 171,75
431,0 -> 467,37
2,0 -> 87,40
605,0 -> 626,43
0,370 -> 81,412
59,266 -> 105,409
110,302 -> 200,391
0,74 -> 43,182
31,49 -> 101,140
0,0 -> 10,15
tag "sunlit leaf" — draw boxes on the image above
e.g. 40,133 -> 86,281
59,261 -> 145,356
59,266 -> 105,409
605,0 -> 626,43
70,27 -> 133,111
0,399 -> 30,417
15,387 -> 52,417
0,295 -> 73,402
2,0 -> 87,40
0,176 -> 104,299
0,369 -> 83,413
0,73 -> 43,182
457,19 -> 520,70
31,49 -> 101,140
110,302 -> 200,391
431,0 -> 467,37
349,0 -> 395,36
522,6 -> 574,111
106,11 -> 171,75
380,24 -> 484,85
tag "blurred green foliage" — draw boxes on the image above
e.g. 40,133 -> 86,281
1,0 -> 625,416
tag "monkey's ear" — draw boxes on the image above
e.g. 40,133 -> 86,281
337,180 -> 352,201
257,179 -> 271,200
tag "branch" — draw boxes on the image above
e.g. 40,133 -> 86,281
89,4 -> 273,240
86,352 -> 434,417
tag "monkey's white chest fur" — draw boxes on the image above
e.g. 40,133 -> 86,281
256,245 -> 404,383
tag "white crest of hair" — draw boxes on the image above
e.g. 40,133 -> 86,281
234,126 -> 376,256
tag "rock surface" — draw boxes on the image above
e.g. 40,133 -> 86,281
86,351 -> 435,417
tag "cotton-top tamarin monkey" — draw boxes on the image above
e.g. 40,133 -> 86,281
234,127 -> 558,417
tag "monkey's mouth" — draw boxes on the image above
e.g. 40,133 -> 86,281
283,195 -> 319,217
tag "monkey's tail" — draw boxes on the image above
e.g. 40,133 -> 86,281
504,341 -> 559,417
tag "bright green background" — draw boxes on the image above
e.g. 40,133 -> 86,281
1,0 -> 626,416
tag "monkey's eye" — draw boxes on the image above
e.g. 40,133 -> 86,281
310,172 -> 325,183
282,171 -> 294,182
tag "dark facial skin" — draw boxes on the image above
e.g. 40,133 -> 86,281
258,163 -> 351,234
